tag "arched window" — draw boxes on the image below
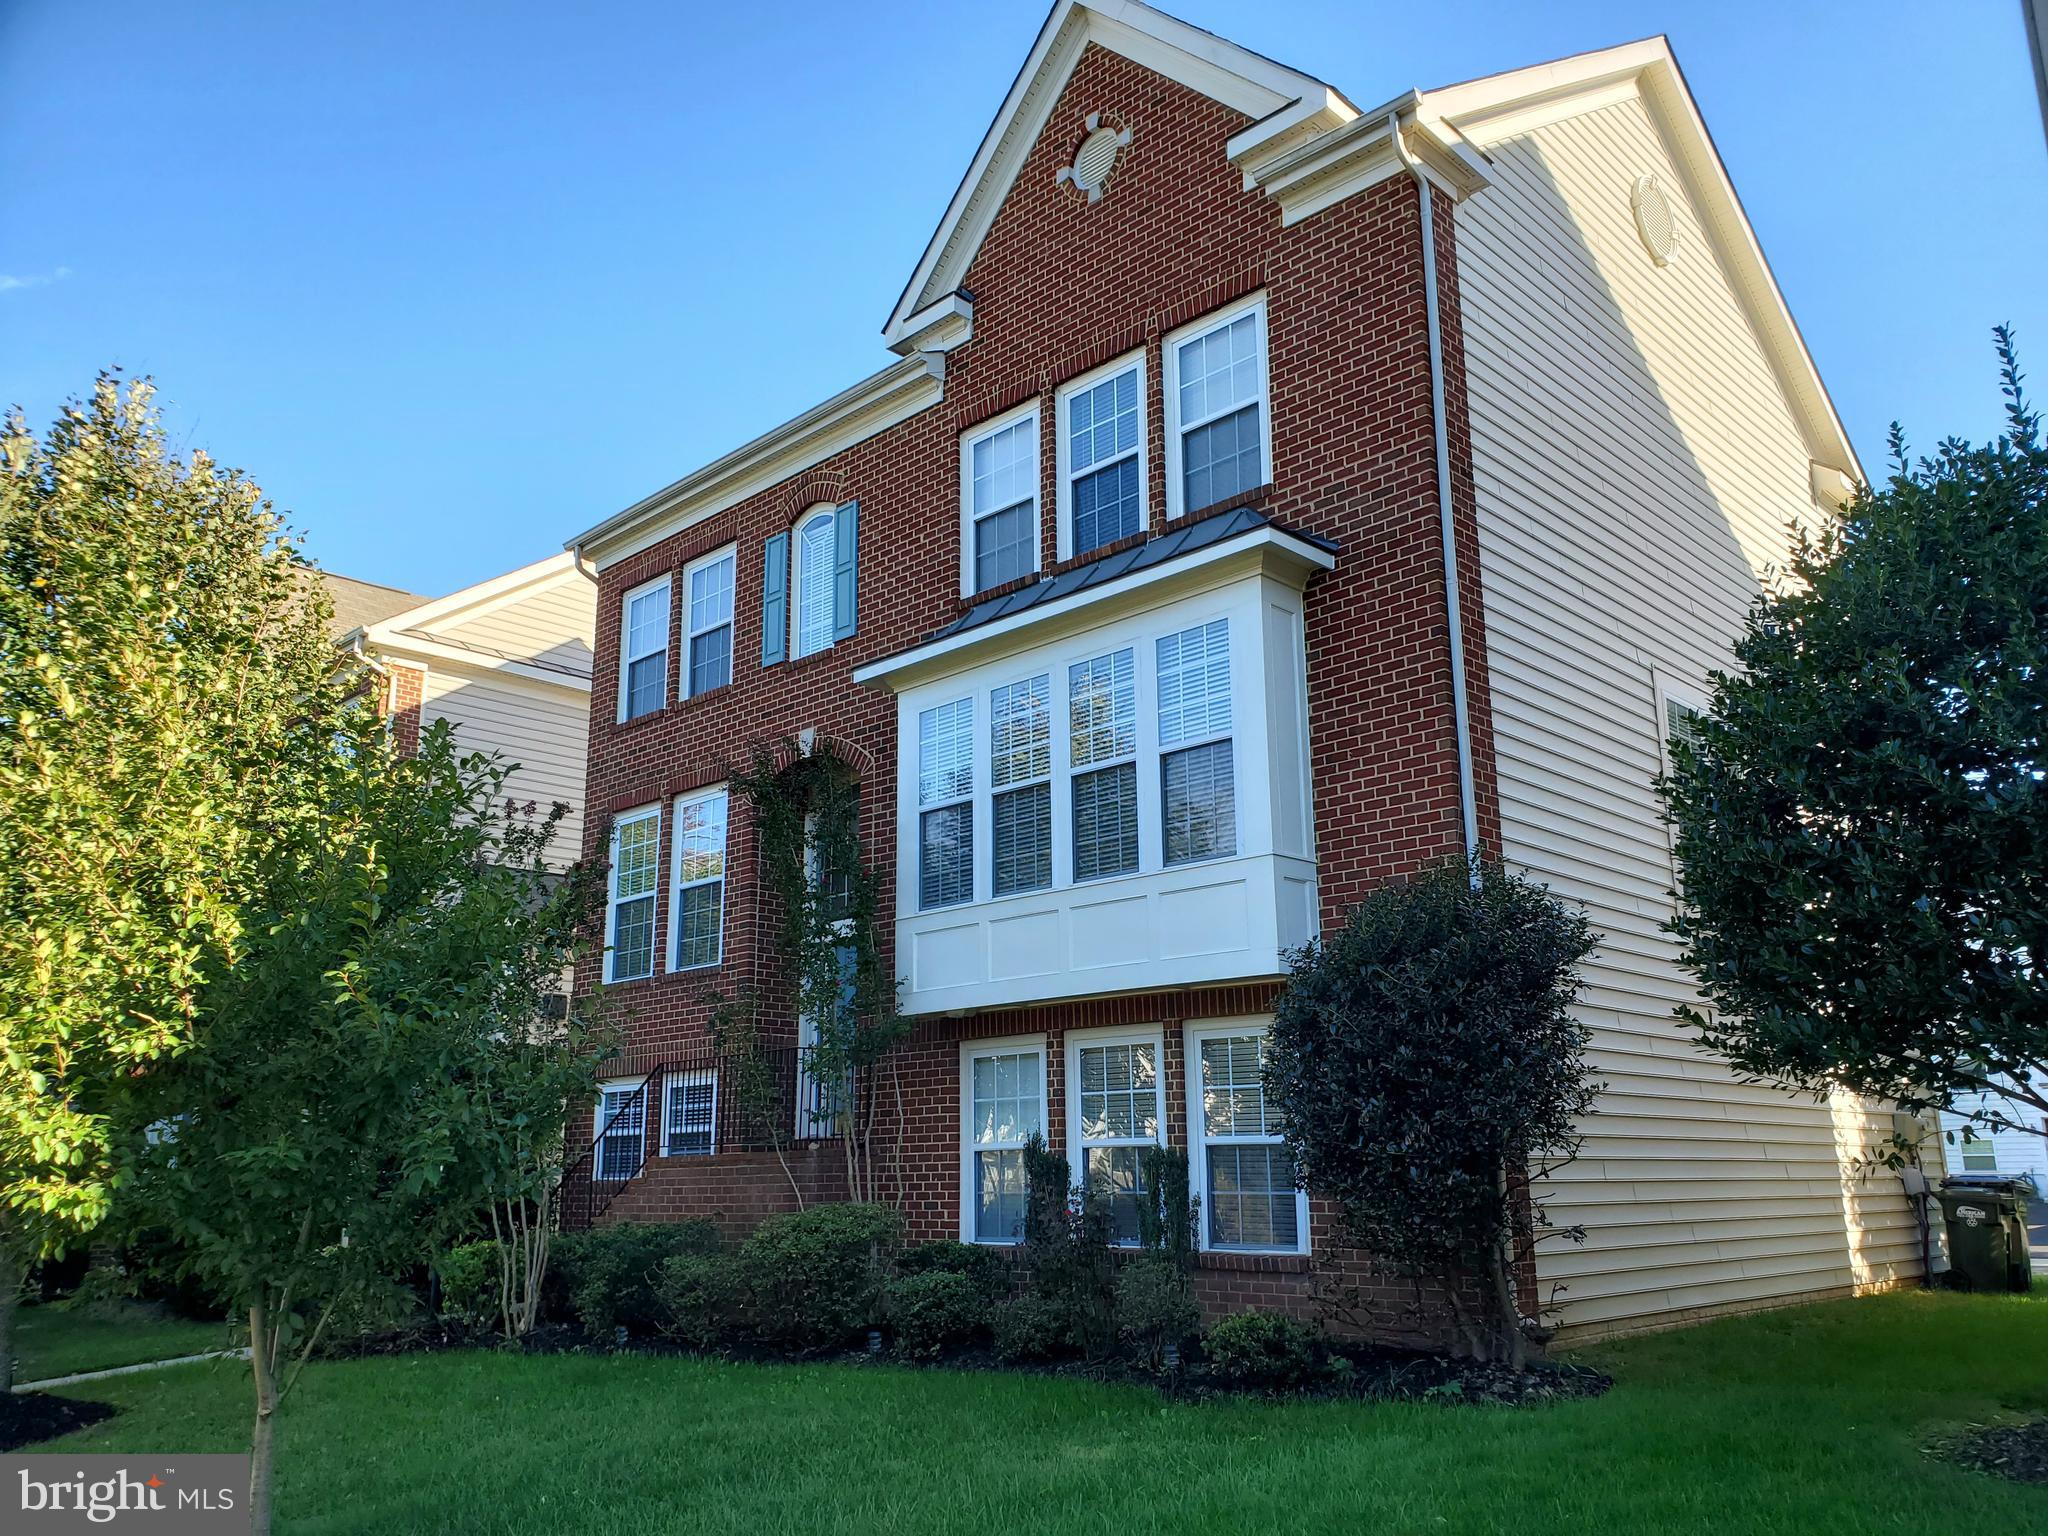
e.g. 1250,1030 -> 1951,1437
792,504 -> 837,659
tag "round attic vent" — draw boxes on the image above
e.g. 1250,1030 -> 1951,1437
1057,112 -> 1132,203
1631,174 -> 1678,266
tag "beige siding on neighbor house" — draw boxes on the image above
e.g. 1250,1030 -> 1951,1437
1454,91 -> 1921,1335
419,666 -> 589,865
435,580 -> 595,680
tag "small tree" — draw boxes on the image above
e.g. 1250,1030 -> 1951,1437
1661,332 -> 2048,1146
0,375 -> 344,1387
1267,860 -> 1597,1367
131,720 -> 603,1535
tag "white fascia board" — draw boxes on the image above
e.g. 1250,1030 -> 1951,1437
1417,36 -> 1862,483
1235,102 -> 1490,226
369,633 -> 593,694
852,525 -> 1334,692
886,291 -> 975,357
567,353 -> 945,570
366,551 -> 580,638
883,0 -> 1349,342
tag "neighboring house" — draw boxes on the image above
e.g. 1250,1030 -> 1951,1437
1941,1076 -> 2048,1191
562,0 -> 1922,1340
323,553 -> 596,869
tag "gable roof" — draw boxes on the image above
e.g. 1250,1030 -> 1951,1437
319,571 -> 425,637
351,553 -> 596,691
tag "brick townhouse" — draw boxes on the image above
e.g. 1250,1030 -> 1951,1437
563,0 -> 1926,1340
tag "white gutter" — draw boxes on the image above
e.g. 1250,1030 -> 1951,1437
1389,110 -> 1481,878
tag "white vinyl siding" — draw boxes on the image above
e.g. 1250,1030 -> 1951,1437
618,577 -> 669,721
605,806 -> 661,982
418,669 -> 589,863
1164,297 -> 1270,518
961,406 -> 1039,596
1455,88 -> 1921,1333
961,1039 -> 1046,1244
668,788 -> 727,972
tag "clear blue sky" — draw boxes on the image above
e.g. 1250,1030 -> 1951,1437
3,0 -> 2041,598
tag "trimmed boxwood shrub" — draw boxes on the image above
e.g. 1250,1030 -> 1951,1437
896,1239 -> 1012,1300
1114,1255 -> 1199,1367
437,1240 -> 501,1328
1202,1310 -> 1320,1388
735,1202 -> 900,1350
653,1252 -> 741,1351
553,1221 -> 722,1338
885,1270 -> 987,1359
991,1292 -> 1072,1364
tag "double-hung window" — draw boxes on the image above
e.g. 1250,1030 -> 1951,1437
918,697 -> 974,908
1058,354 -> 1145,560
1165,297 -> 1269,517
683,548 -> 735,697
1654,673 -> 1712,879
669,788 -> 727,971
961,1039 -> 1045,1244
990,674 -> 1052,896
1188,1022 -> 1305,1253
618,577 -> 670,721
1067,1029 -> 1166,1245
1157,618 -> 1236,865
664,1070 -> 717,1158
605,806 -> 661,982
792,506 -> 838,660
595,1080 -> 647,1181
962,407 -> 1039,596
1069,648 -> 1138,881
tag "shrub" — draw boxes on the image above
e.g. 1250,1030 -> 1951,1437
1019,1136 -> 1116,1359
555,1221 -> 722,1339
885,1270 -> 988,1360
734,1202 -> 899,1350
991,1292 -> 1072,1364
653,1253 -> 740,1351
1202,1310 -> 1320,1389
1134,1146 -> 1198,1270
437,1240 -> 501,1329
1115,1255 -> 1200,1367
896,1240 -> 1012,1300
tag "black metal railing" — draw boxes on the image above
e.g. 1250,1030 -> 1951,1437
557,1043 -> 861,1231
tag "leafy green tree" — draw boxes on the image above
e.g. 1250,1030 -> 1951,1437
1661,332 -> 2048,1145
0,376 -> 342,1387
129,719 -> 605,1534
1267,861 -> 1597,1367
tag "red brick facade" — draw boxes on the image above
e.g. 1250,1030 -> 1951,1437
573,44 -> 1507,1334
384,663 -> 426,758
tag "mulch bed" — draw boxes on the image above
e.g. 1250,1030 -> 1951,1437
0,1391 -> 118,1451
1933,1419 -> 2048,1485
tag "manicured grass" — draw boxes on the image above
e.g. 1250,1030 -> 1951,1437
25,1287 -> 2048,1534
12,1301 -> 234,1382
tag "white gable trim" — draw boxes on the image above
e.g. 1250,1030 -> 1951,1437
364,552 -> 580,640
1417,37 -> 1862,483
882,0 -> 1354,348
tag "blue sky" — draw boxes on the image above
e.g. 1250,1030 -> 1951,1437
3,0 -> 2041,598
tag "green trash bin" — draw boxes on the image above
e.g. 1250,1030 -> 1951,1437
1937,1181 -> 2028,1292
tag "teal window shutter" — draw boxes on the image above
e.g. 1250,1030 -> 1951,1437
761,532 -> 789,666
832,500 -> 859,642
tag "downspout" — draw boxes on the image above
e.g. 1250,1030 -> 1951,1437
569,541 -> 598,584
344,633 -> 395,715
1388,110 -> 1481,880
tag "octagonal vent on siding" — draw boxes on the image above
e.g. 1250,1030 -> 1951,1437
1057,113 -> 1132,203
1631,173 -> 1678,266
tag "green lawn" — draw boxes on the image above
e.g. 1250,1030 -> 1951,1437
23,1287 -> 2048,1534
12,1301 -> 235,1382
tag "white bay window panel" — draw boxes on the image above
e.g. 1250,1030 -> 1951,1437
605,806 -> 661,982
618,577 -> 670,721
991,673 -> 1052,896
961,1040 -> 1046,1244
919,697 -> 975,909
1165,296 -> 1271,519
669,788 -> 728,971
1187,1021 -> 1307,1254
1066,1028 -> 1167,1246
1069,649 -> 1139,882
1158,617 -> 1237,866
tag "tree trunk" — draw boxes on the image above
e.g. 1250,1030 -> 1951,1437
248,1301 -> 278,1536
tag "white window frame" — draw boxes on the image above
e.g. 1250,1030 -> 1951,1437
616,575 -> 672,723
1156,617 -> 1237,867
1184,1017 -> 1308,1256
1067,645 -> 1142,884
917,695 -> 976,910
958,401 -> 1041,599
959,1034 -> 1049,1246
1064,1024 -> 1168,1248
667,786 -> 728,973
1054,349 -> 1148,563
595,1077 -> 649,1181
680,545 -> 737,700
989,670 -> 1054,897
1653,671 -> 1713,874
662,1068 -> 719,1158
604,804 -> 662,983
790,503 -> 838,660
1162,293 -> 1272,520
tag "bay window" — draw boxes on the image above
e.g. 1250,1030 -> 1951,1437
961,406 -> 1039,595
1165,296 -> 1269,518
683,547 -> 735,697
605,805 -> 661,982
1157,618 -> 1236,864
1057,353 -> 1146,560
961,1039 -> 1046,1244
669,787 -> 727,971
919,697 -> 974,908
1188,1021 -> 1306,1253
1066,1028 -> 1166,1245
990,674 -> 1052,895
1069,648 -> 1139,881
617,576 -> 670,721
